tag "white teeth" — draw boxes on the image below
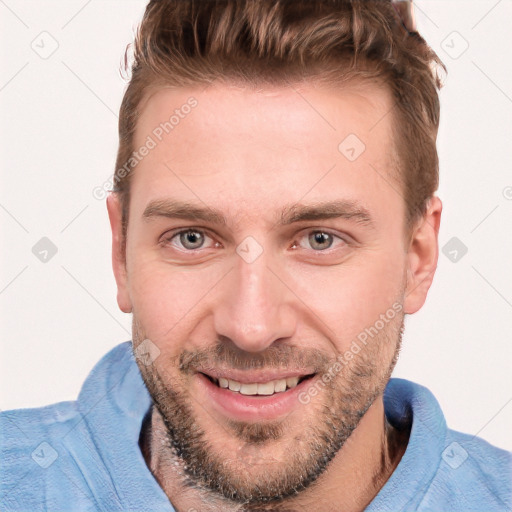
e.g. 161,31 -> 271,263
239,383 -> 258,395
274,378 -> 287,392
257,382 -> 275,395
210,375 -> 305,395
286,376 -> 299,388
228,379 -> 241,392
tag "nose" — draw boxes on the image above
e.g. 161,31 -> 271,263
213,247 -> 297,353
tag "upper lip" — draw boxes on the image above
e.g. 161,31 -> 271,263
198,368 -> 316,384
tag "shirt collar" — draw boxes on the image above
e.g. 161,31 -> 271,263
366,378 -> 447,511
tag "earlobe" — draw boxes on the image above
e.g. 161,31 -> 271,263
106,193 -> 133,314
403,196 -> 442,315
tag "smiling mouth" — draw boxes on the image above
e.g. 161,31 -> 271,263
200,373 -> 316,396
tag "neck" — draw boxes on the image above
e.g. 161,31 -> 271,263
139,396 -> 409,512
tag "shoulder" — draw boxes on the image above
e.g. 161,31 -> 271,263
422,428 -> 512,511
0,342 -> 136,511
1,396 -> 84,468
0,399 -> 82,454
0,400 -> 95,511
381,378 -> 512,511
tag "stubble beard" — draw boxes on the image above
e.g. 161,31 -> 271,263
133,310 -> 404,507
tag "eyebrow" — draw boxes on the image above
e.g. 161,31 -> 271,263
142,198 -> 374,228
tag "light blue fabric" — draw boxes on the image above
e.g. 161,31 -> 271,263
1,341 -> 511,511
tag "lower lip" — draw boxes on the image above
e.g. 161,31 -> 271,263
197,373 -> 315,422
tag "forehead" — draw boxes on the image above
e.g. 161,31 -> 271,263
137,80 -> 394,153
129,80 -> 402,230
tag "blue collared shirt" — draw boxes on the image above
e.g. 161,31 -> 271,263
1,342 -> 511,511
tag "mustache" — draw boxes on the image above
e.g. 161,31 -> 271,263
178,338 -> 334,374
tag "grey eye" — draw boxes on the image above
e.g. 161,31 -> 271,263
308,232 -> 333,250
179,230 -> 205,250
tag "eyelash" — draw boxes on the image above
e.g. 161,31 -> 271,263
160,227 -> 350,254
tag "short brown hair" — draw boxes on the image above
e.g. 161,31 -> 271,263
113,0 -> 445,245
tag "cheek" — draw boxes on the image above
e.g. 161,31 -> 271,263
289,248 -> 405,351
127,255 -> 225,345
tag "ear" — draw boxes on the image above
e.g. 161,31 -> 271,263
106,193 -> 133,313
403,196 -> 442,314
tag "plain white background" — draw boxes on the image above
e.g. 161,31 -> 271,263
1,1 -> 511,451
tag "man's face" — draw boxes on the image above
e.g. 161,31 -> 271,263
109,81 -> 427,504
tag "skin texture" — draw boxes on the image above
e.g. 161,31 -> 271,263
107,81 -> 442,512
